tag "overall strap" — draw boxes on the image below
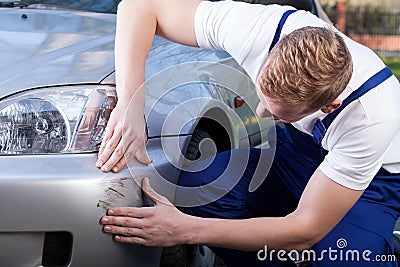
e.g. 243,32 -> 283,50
269,9 -> 297,52
312,66 -> 393,146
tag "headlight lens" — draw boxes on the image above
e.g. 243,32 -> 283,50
0,85 -> 116,155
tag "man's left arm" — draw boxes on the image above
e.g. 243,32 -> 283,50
100,169 -> 363,251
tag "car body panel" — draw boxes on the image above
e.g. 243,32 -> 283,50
0,135 -> 192,266
0,8 -> 267,144
0,7 -> 263,263
0,8 -> 116,94
0,2 -> 312,266
3,2 -> 394,267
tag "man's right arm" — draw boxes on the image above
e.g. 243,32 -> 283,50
97,0 -> 201,172
114,0 -> 200,100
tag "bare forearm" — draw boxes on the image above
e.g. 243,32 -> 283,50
97,0 -> 201,171
185,215 -> 315,252
114,0 -> 200,103
184,169 -> 363,252
115,0 -> 157,104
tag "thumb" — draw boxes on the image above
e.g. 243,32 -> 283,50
142,177 -> 171,206
136,144 -> 152,165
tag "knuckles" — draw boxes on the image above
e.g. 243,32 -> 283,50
114,147 -> 124,157
126,227 -> 137,236
123,217 -> 134,226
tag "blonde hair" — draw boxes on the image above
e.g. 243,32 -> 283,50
258,26 -> 353,112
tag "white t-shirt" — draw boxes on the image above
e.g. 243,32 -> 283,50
194,1 -> 400,190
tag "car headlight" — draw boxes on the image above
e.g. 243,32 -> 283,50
0,85 -> 116,155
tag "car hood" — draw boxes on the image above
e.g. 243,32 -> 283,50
0,8 -> 116,98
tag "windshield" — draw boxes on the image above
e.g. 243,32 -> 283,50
8,0 -> 121,13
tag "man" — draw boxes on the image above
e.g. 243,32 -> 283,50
98,0 -> 400,266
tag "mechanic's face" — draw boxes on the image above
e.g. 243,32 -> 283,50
255,83 -> 313,123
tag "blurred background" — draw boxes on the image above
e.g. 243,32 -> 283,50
320,0 -> 400,79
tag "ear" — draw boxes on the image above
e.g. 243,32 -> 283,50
321,99 -> 342,114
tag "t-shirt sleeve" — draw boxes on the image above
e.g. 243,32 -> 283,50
194,1 -> 295,81
319,87 -> 400,190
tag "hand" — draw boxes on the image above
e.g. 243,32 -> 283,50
100,178 -> 192,247
96,101 -> 152,173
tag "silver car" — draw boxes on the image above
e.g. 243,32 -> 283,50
1,0 -> 397,267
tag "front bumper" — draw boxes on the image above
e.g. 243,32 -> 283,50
0,136 -> 190,267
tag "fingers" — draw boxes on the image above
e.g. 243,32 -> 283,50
98,127 -> 113,156
96,126 -> 123,171
142,177 -> 171,205
101,208 -> 153,245
109,159 -> 128,174
100,187 -> 180,247
135,145 -> 152,165
113,235 -> 147,245
102,223 -> 150,246
97,129 -> 151,173
123,136 -> 150,165
99,137 -> 125,172
102,220 -> 148,245
101,214 -> 144,227
106,206 -> 153,218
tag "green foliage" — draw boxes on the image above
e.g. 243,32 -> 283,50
382,57 -> 400,80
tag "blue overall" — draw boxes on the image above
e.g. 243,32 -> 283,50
177,10 -> 400,267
